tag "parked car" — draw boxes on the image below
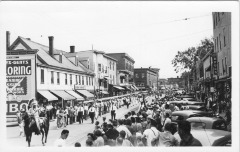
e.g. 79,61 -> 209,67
168,100 -> 205,106
181,105 -> 207,111
186,117 -> 228,131
174,129 -> 231,146
171,110 -> 213,123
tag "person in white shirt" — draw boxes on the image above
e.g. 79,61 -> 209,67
84,104 -> 88,120
54,129 -> 69,147
88,105 -> 96,124
111,103 -> 117,120
142,118 -> 160,146
77,104 -> 84,124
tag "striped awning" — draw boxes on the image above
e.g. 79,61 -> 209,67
66,90 -> 84,101
50,90 -> 76,100
38,90 -> 58,101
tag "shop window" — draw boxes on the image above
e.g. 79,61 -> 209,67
57,72 -> 60,85
65,73 -> 67,85
41,69 -> 44,84
51,71 -> 54,84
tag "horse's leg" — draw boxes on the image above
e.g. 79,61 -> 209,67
41,129 -> 45,146
45,127 -> 48,143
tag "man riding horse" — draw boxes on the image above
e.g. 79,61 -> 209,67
28,98 -> 45,135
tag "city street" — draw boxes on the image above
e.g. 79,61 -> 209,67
6,103 -> 140,147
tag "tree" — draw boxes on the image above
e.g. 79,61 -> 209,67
172,38 -> 214,73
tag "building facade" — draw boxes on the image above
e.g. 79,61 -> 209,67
134,68 -> 159,91
167,77 -> 184,89
9,35 -> 95,108
64,50 -> 118,98
106,53 -> 136,93
212,12 -> 231,101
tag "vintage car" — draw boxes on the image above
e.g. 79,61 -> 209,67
181,105 -> 207,111
174,129 -> 231,146
168,100 -> 205,106
186,116 -> 227,131
171,110 -> 213,123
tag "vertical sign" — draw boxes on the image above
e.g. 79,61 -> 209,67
6,51 -> 36,116
212,53 -> 218,75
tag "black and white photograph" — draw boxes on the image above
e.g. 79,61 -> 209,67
0,1 -> 239,152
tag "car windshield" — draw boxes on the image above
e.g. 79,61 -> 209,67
212,121 -> 227,130
190,122 -> 206,129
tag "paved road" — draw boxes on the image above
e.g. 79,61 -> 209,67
6,102 -> 140,147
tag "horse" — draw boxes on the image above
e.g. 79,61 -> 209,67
21,110 -> 49,147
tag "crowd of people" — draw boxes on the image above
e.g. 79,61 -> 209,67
64,94 -> 203,147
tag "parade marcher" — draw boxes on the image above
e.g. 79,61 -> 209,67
89,105 -> 96,124
77,104 -> 84,124
46,103 -> 53,121
84,104 -> 88,120
54,129 -> 69,147
16,110 -> 24,137
111,103 -> 117,120
69,106 -> 75,124
177,121 -> 202,146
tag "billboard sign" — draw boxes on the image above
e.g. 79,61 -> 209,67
212,53 -> 218,75
6,50 -> 36,116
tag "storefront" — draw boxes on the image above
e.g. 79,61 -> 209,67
50,90 -> 76,108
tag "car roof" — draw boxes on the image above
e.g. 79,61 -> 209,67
174,129 -> 231,146
187,116 -> 221,122
172,110 -> 209,117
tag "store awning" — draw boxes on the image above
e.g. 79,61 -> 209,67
113,86 -> 124,90
38,90 -> 58,101
66,90 -> 84,101
101,90 -> 109,94
133,85 -> 139,90
76,90 -> 94,98
130,85 -> 136,90
50,90 -> 76,100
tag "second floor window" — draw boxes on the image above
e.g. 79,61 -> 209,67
135,73 -> 139,78
142,73 -> 145,78
65,74 -> 67,85
86,76 -> 88,85
51,71 -> 54,84
89,77 -> 91,86
57,72 -> 60,84
70,74 -> 72,85
98,64 -> 101,72
79,75 -> 81,85
41,69 -> 44,84
76,75 -> 78,84
82,76 -> 84,85
110,61 -> 112,70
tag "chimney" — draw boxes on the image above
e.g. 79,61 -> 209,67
70,46 -> 75,53
26,38 -> 31,40
59,53 -> 62,63
6,31 -> 10,51
48,36 -> 54,56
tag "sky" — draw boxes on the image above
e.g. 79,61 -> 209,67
0,1 -> 235,78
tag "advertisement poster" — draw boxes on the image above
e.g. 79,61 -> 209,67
6,53 -> 36,116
